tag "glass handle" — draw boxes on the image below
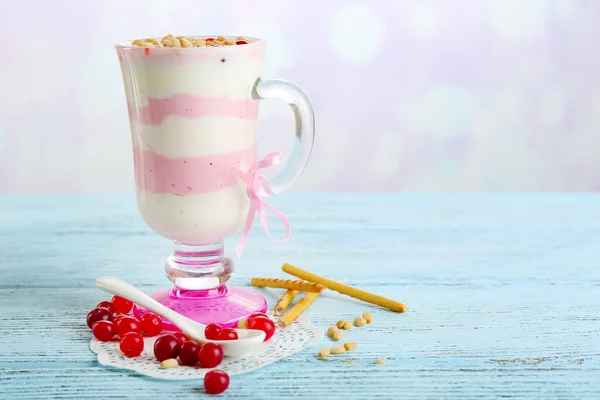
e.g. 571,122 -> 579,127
253,79 -> 315,195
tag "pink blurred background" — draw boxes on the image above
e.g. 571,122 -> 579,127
1,0 -> 599,193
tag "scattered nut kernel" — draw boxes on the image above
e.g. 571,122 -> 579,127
237,318 -> 248,329
344,342 -> 357,351
217,36 -> 226,41
354,317 -> 367,327
180,38 -> 193,48
161,358 -> 179,369
144,38 -> 160,45
132,39 -> 145,47
330,346 -> 346,355
363,312 -> 373,323
318,348 -> 330,358
160,34 -> 182,48
327,326 -> 339,337
336,320 -> 346,329
236,36 -> 247,41
342,321 -> 353,330
332,330 -> 344,341
376,358 -> 388,365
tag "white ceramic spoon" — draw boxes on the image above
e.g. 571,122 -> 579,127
95,276 -> 266,357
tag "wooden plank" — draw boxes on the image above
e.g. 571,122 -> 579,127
1,194 -> 600,398
1,283 -> 599,398
2,194 -> 600,288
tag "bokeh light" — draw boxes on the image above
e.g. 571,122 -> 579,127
409,3 -> 441,37
329,3 -> 385,65
488,0 -> 548,39
235,19 -> 295,76
398,85 -> 477,139
371,131 -> 403,180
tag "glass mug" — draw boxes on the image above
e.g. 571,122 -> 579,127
116,36 -> 315,328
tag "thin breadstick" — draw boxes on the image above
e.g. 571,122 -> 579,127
278,290 -> 323,328
274,289 -> 299,316
251,277 -> 325,293
282,263 -> 408,312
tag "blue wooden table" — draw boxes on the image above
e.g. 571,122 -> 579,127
1,194 -> 599,399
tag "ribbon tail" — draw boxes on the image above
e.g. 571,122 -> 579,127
231,152 -> 288,257
259,201 -> 292,243
256,202 -> 269,238
236,201 -> 257,258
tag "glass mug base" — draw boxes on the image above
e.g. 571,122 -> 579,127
132,242 -> 267,329
133,286 -> 268,330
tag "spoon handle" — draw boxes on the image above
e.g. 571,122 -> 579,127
95,276 -> 204,332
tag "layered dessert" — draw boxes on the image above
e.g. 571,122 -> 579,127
117,35 -> 266,245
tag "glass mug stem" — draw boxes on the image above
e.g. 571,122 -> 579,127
165,242 -> 233,290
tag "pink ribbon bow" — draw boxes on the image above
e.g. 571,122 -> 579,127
230,152 -> 291,257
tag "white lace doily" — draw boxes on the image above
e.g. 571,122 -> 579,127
90,315 -> 323,380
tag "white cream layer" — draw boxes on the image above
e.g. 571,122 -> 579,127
136,186 -> 250,245
125,55 -> 264,101
131,117 -> 258,158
